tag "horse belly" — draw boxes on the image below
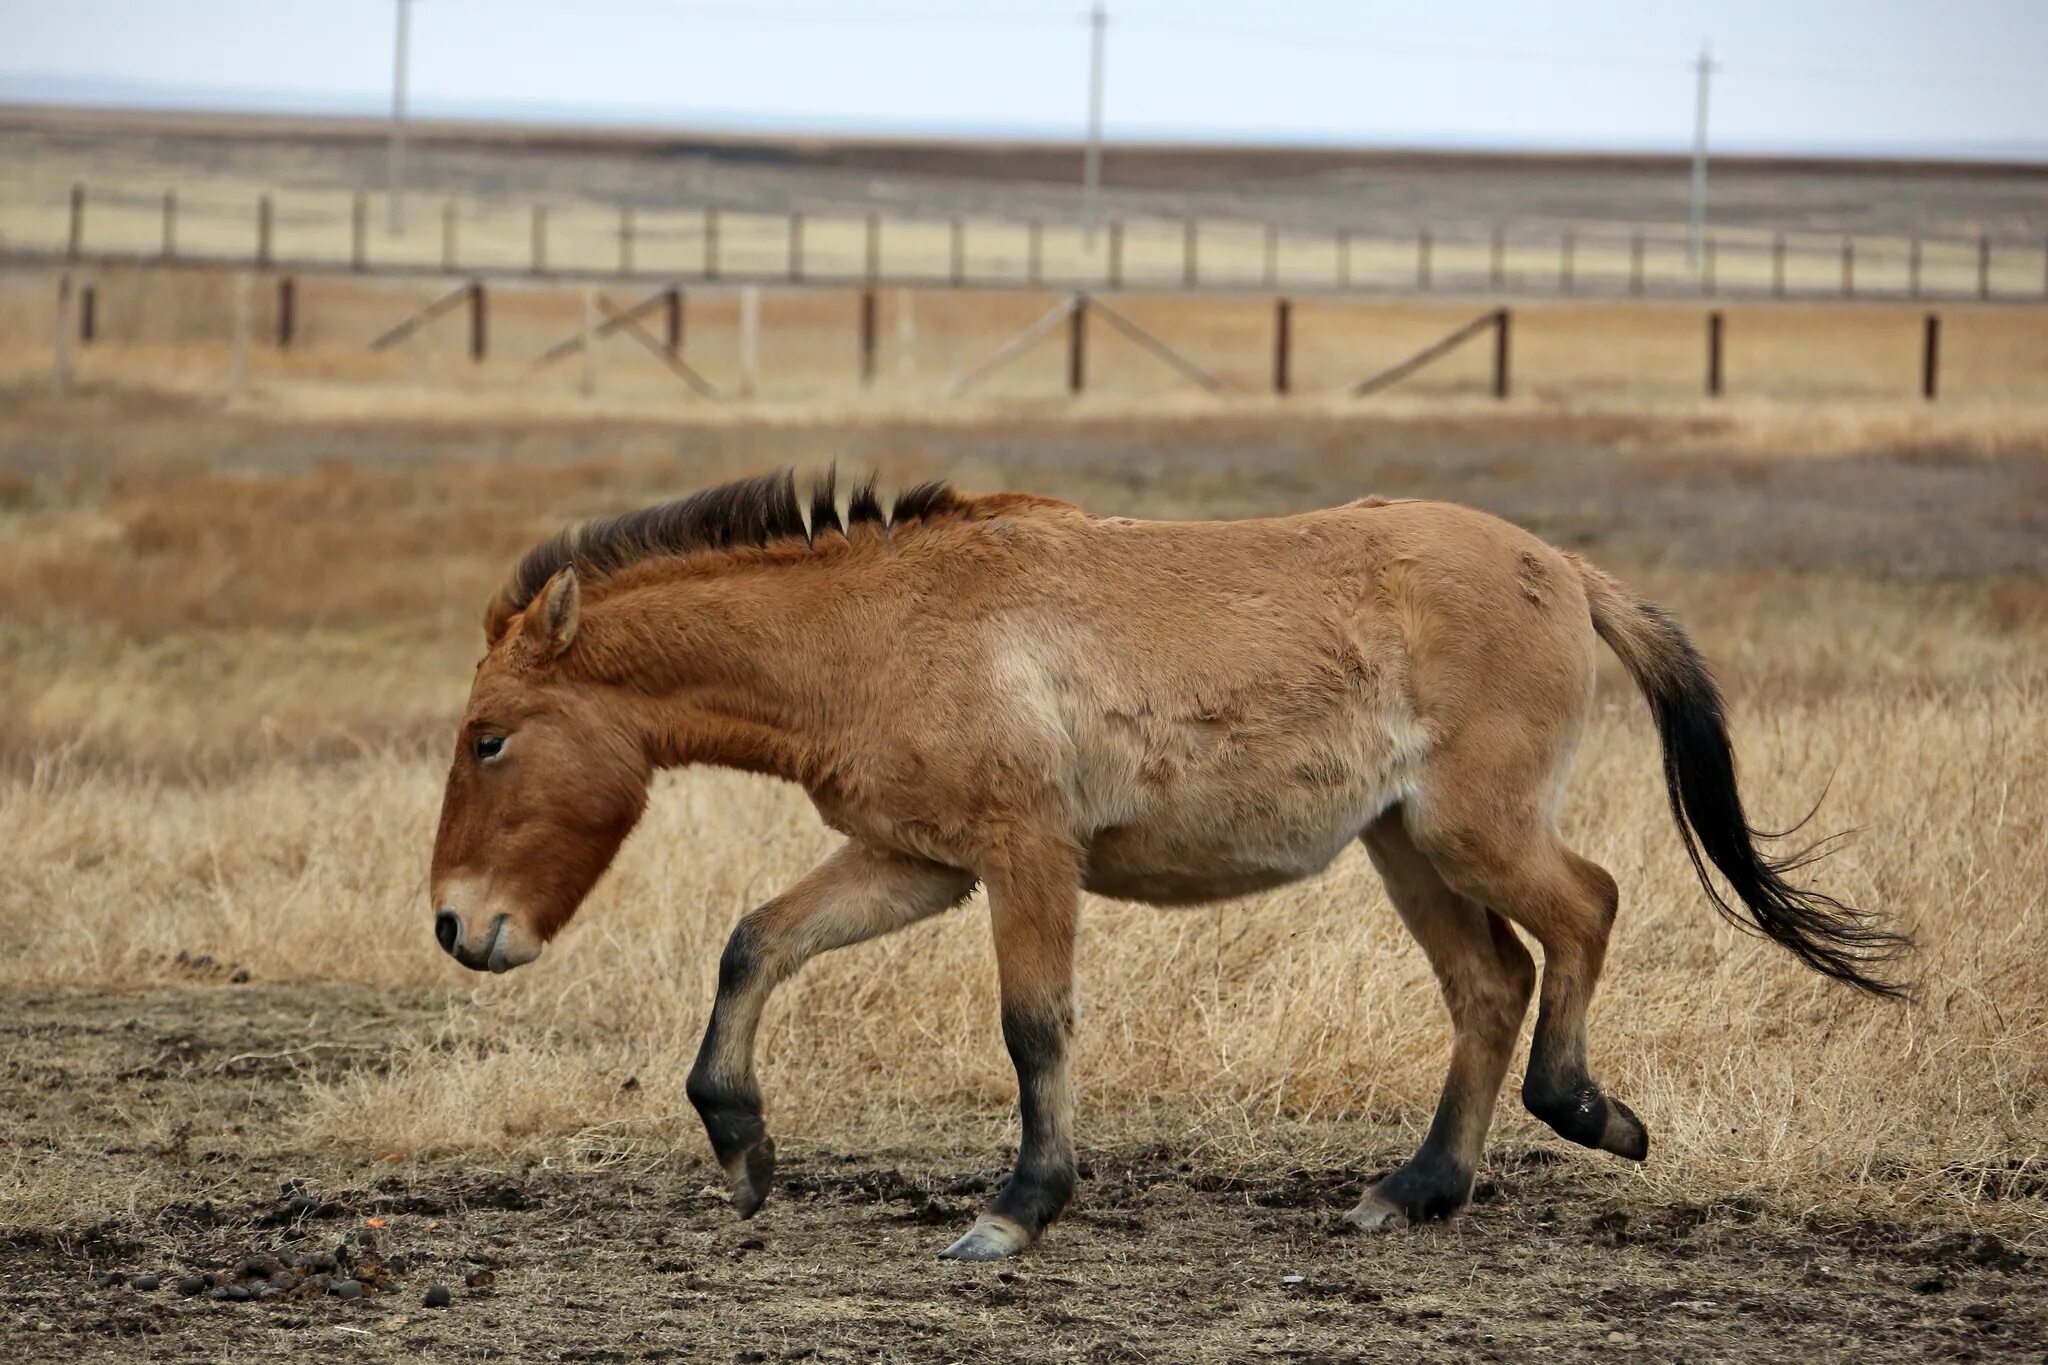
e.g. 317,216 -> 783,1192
1079,754 -> 1416,907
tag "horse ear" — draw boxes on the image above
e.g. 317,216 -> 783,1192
483,591 -> 517,646
520,567 -> 581,659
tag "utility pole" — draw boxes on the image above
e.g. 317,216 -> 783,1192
1082,0 -> 1106,246
387,0 -> 415,234
1688,40 -> 1712,268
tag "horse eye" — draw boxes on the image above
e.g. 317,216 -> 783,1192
474,735 -> 506,763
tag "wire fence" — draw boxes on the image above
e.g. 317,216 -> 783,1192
7,181 -> 2048,302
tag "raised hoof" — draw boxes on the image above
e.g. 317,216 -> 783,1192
722,1136 -> 777,1220
1600,1099 -> 1650,1162
938,1215 -> 1033,1262
1526,1078 -> 1652,1161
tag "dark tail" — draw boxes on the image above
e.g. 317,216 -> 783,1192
1574,559 -> 1912,998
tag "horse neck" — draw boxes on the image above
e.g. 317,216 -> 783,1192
570,562 -> 859,787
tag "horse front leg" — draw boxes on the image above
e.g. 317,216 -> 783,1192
686,840 -> 976,1218
941,838 -> 1081,1261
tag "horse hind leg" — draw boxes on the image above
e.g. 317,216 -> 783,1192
1411,799 -> 1650,1162
1340,811 -> 1536,1231
1512,848 -> 1649,1160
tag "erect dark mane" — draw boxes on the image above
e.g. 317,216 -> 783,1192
494,469 -> 960,622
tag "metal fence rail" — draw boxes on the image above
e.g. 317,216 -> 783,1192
7,181 -> 2047,304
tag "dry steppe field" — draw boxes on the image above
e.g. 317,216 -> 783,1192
1,375 -> 2044,1361
3,96 -> 2046,1365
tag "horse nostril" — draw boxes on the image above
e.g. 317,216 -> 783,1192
434,909 -> 463,955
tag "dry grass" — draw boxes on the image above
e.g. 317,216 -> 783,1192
1,394 -> 2043,1244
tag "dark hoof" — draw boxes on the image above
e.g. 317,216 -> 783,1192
1600,1099 -> 1650,1162
1334,1156 -> 1473,1235
1335,1162 -> 1466,1236
1526,1078 -> 1651,1160
723,1136 -> 777,1219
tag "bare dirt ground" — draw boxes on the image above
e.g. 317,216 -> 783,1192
4,984 -> 2041,1364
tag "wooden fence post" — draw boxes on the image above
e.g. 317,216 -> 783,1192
1922,313 -> 1940,401
468,281 -> 487,362
1491,308 -> 1511,400
665,287 -> 684,356
1417,229 -> 1432,291
1183,219 -> 1198,287
78,282 -> 96,346
859,288 -> 877,387
1706,310 -> 1724,397
704,208 -> 720,281
161,190 -> 177,260
53,274 -> 73,395
351,192 -> 368,272
257,194 -> 274,269
1272,297 -> 1292,396
1106,219 -> 1123,289
1067,295 -> 1088,395
532,205 -> 548,274
67,184 -> 84,260
738,285 -> 759,399
1977,235 -> 1990,300
951,216 -> 966,287
1771,233 -> 1786,298
277,277 -> 296,349
789,212 -> 805,283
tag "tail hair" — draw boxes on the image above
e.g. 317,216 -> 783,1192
1575,561 -> 1912,999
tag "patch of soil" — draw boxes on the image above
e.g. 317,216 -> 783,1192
2,986 -> 2042,1363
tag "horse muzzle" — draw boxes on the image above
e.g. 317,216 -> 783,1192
433,909 -> 542,974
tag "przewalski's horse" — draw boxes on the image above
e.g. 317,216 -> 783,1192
429,471 -> 1906,1260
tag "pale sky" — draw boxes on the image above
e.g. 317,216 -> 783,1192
2,0 -> 2044,156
